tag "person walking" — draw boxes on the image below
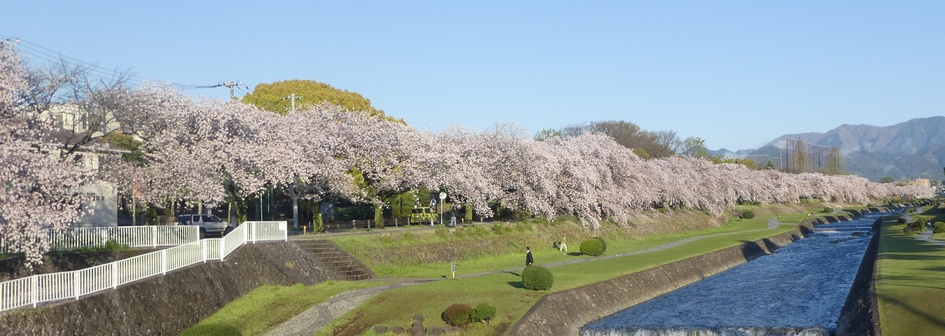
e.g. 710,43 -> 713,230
525,246 -> 533,266
559,236 -> 568,254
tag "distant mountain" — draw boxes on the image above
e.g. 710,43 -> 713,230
712,116 -> 945,181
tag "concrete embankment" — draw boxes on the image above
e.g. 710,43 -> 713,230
508,210 -> 885,336
0,242 -> 334,336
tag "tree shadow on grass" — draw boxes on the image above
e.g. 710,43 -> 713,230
501,270 -> 525,289
877,293 -> 945,331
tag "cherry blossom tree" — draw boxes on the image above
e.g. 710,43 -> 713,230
1,41 -> 94,267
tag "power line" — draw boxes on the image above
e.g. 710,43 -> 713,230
0,35 -> 227,91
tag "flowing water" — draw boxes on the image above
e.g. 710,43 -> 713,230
581,213 -> 888,336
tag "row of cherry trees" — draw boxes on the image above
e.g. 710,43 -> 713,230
0,43 -> 933,265
96,84 -> 931,230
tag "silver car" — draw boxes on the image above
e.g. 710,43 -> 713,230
176,214 -> 233,238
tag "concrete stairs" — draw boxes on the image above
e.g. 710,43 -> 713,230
292,239 -> 374,281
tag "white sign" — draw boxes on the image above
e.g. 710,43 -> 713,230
439,192 -> 447,200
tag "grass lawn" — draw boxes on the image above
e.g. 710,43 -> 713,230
319,218 -> 803,336
182,205 -> 846,336
876,215 -> 945,335
180,281 -> 382,336
332,214 -> 807,279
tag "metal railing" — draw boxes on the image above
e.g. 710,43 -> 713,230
0,221 -> 287,312
1,226 -> 201,254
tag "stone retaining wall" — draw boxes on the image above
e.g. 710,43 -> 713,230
0,242 -> 334,336
835,216 -> 883,336
507,213 -> 876,336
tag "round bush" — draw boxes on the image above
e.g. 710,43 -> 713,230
580,239 -> 605,256
898,217 -> 907,224
441,303 -> 473,327
934,222 -> 945,234
470,303 -> 497,323
903,226 -> 914,236
593,237 -> 608,253
522,265 -> 553,290
823,207 -> 834,213
741,210 -> 755,219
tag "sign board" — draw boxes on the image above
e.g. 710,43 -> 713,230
767,218 -> 779,229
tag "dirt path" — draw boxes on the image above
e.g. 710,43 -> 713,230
266,227 -> 782,335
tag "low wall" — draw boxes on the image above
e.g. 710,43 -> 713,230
835,216 -> 884,336
509,218 -> 830,336
0,242 -> 335,336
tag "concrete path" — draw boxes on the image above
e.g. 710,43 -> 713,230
265,226 -> 788,335
264,279 -> 434,336
914,229 -> 945,246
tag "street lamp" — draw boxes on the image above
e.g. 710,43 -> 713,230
439,192 -> 447,225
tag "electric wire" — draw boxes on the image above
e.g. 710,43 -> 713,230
0,35 -> 227,90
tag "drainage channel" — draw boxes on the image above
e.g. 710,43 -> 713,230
581,213 -> 888,336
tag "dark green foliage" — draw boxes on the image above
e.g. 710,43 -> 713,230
934,222 -> 945,234
521,265 -> 553,290
898,217 -> 908,224
741,210 -> 755,219
593,237 -> 608,253
912,217 -> 928,231
470,303 -> 497,323
823,207 -> 834,213
73,240 -> 127,253
442,303 -> 473,327
580,239 -> 605,256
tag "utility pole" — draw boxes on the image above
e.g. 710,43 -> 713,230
283,93 -> 302,112
221,81 -> 245,101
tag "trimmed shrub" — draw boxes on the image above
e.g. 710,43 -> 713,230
580,239 -> 605,256
442,303 -> 473,327
741,210 -> 755,219
470,303 -> 497,323
903,226 -> 914,236
522,265 -> 553,290
913,217 -> 928,231
934,222 -> 945,234
823,207 -> 834,213
898,217 -> 907,224
593,237 -> 608,253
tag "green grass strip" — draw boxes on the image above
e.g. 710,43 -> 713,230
180,281 -> 381,336
319,220 -> 801,335
876,214 -> 945,335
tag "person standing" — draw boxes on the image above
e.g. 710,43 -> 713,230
525,246 -> 533,266
559,236 -> 568,254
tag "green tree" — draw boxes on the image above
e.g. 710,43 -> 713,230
242,79 -> 402,122
561,120 -> 681,159
787,138 -> 810,173
764,160 -> 776,170
822,146 -> 845,175
533,128 -> 560,141
880,176 -> 895,183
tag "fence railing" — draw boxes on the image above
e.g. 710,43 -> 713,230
0,221 -> 286,312
1,226 -> 201,254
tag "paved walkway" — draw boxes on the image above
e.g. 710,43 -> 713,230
914,229 -> 945,246
265,226 -> 787,335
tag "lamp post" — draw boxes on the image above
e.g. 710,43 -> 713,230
439,192 -> 447,225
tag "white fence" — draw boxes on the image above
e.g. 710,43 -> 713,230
0,221 -> 286,312
0,226 -> 201,254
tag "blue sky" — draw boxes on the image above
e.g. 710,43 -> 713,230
4,1 -> 944,150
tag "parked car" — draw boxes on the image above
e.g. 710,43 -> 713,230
409,207 -> 436,224
176,214 -> 234,238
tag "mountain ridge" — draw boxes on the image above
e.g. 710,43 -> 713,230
711,116 -> 945,181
